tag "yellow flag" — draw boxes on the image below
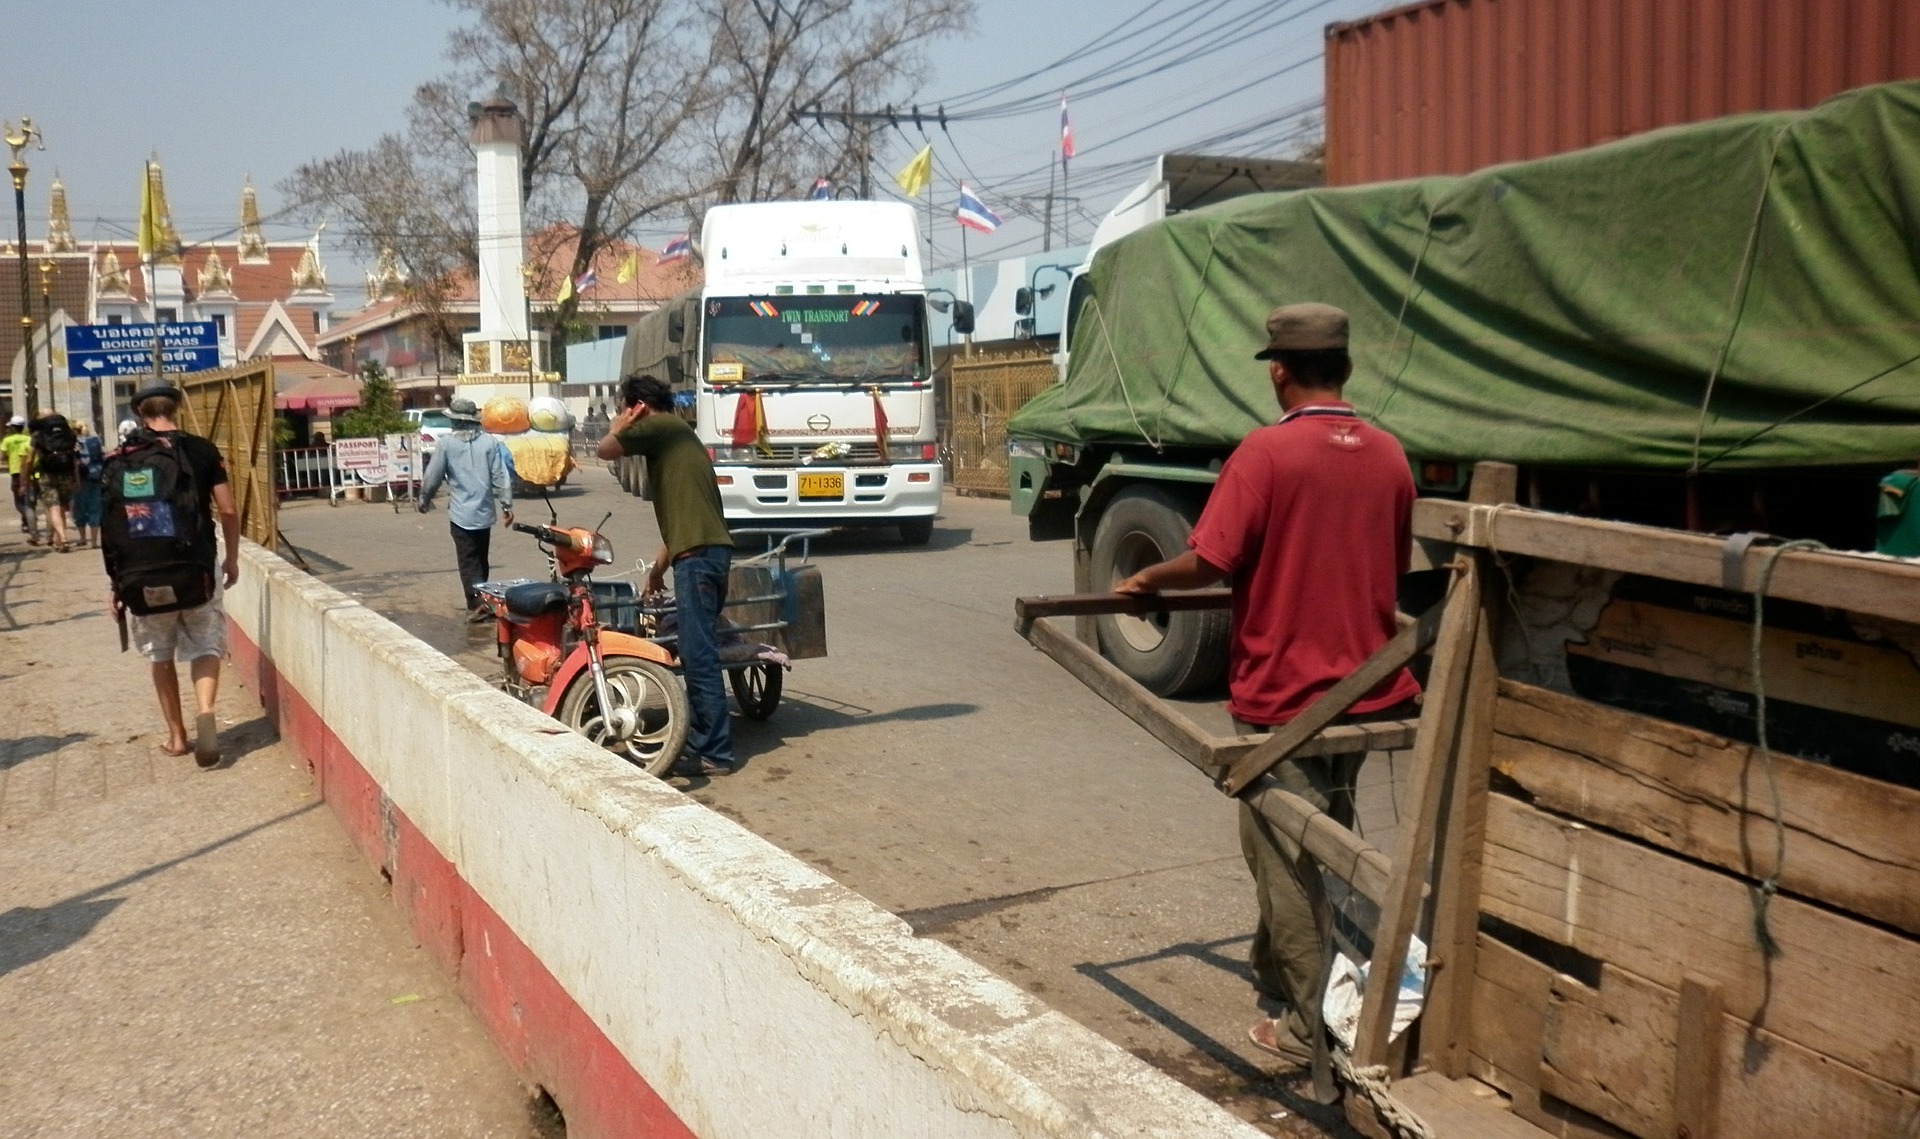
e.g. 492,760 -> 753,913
555,273 -> 573,303
894,144 -> 933,198
136,162 -> 161,262
615,252 -> 637,284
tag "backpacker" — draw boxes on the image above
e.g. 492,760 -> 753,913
31,413 -> 77,475
101,432 -> 213,616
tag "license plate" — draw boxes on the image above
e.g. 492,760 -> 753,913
798,473 -> 843,500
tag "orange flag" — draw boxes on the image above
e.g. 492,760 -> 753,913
730,390 -> 764,450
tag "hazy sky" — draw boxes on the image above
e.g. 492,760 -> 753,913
2,0 -> 1388,305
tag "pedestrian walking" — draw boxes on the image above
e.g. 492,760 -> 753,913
70,420 -> 106,548
28,409 -> 80,552
4,415 -> 32,537
596,374 -> 738,780
103,383 -> 242,767
416,397 -> 513,621
1116,303 -> 1421,1069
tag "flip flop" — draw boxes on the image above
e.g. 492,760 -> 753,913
1247,1018 -> 1314,1067
194,712 -> 221,768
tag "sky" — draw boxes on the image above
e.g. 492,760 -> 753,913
1,0 -> 1392,308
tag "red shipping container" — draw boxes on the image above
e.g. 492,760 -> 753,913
1325,0 -> 1920,185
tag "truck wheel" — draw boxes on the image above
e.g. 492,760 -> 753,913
899,516 -> 934,546
1089,487 -> 1230,696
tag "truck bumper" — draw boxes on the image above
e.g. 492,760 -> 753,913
716,462 -> 943,523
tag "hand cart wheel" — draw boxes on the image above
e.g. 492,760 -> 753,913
728,662 -> 783,720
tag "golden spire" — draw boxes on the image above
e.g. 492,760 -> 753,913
145,159 -> 183,266
237,178 -> 268,263
197,248 -> 234,296
97,248 -> 130,296
46,173 -> 74,253
366,247 -> 406,299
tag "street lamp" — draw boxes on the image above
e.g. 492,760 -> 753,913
37,256 -> 54,418
4,117 -> 43,419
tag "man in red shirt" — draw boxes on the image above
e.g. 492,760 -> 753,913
1116,302 -> 1420,1066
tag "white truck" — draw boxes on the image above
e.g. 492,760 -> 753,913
619,200 -> 953,544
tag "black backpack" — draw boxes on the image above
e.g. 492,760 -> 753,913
32,413 -> 77,474
100,432 -> 214,616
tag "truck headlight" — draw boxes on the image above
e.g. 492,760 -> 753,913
889,442 -> 938,461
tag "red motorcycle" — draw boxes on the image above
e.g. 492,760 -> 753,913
474,513 -> 688,774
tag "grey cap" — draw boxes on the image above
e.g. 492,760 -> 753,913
447,397 -> 481,424
1254,302 -> 1349,358
6,415 -> 22,426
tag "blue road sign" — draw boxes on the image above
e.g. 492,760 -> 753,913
65,321 -> 222,378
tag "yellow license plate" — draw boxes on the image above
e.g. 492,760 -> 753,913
798,473 -> 843,500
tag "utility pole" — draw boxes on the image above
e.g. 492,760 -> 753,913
791,104 -> 947,200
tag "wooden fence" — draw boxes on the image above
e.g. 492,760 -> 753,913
948,350 -> 1055,496
1019,462 -> 1920,1139
177,360 -> 277,548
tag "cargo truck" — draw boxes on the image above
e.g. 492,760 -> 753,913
619,200 -> 955,544
1008,81 -> 1920,695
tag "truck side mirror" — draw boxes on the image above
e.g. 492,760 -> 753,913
667,309 -> 685,344
1014,287 -> 1034,316
952,301 -> 976,335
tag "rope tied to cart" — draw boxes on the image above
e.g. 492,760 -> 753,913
1741,536 -> 1827,958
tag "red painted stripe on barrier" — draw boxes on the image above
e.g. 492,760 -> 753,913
227,616 -> 696,1139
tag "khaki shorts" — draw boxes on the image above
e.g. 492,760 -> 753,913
36,474 -> 74,509
130,588 -> 227,664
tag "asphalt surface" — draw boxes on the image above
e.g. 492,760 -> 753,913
0,527 -> 543,1137
287,473 -> 1416,1137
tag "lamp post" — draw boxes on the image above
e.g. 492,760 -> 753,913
37,256 -> 54,418
4,118 -> 43,419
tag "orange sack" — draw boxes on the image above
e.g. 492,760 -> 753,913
481,396 -> 531,435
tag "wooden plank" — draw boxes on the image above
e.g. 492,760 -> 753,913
1481,930 -> 1920,1139
1491,680 -> 1920,937
1244,780 -> 1393,906
1421,552 -> 1502,1079
1012,589 -> 1231,630
1380,1072 -> 1554,1139
1220,590 -> 1451,797
1481,793 -> 1920,1092
1353,557 -> 1482,1067
1675,976 -> 1725,1139
1411,498 -> 1920,626
1208,720 -> 1419,767
1021,616 -> 1220,773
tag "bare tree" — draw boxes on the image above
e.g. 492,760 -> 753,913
283,0 -> 972,337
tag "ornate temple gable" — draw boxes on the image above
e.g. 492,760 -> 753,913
243,299 -> 317,361
197,249 -> 234,297
237,180 -> 269,263
366,247 -> 406,300
45,175 -> 75,253
96,249 -> 131,296
291,228 -> 328,293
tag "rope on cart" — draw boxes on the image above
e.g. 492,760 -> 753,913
1332,1052 -> 1435,1139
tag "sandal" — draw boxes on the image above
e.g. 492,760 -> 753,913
1247,1018 -> 1315,1067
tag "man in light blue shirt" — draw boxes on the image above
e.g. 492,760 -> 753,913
417,398 -> 513,621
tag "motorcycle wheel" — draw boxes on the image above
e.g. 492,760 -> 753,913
728,662 -> 783,720
556,657 -> 688,776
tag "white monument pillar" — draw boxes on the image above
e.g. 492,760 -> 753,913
459,98 -> 555,404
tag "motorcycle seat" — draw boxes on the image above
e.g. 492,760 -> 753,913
504,581 -> 569,618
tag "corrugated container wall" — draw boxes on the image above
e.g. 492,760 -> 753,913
1325,0 -> 1920,185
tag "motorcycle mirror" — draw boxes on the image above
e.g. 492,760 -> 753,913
597,511 -> 612,532
543,486 -> 558,525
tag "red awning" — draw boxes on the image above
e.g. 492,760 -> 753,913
275,375 -> 363,412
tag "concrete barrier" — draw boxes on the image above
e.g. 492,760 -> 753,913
224,541 -> 1266,1138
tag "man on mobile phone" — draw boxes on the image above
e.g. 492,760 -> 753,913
597,374 -> 737,780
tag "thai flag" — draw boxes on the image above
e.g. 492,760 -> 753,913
954,183 -> 1003,234
808,177 -> 832,200
1060,95 -> 1075,164
659,234 -> 692,263
573,267 -> 597,293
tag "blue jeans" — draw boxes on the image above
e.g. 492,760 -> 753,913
673,545 -> 733,766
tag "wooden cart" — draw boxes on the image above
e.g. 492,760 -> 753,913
1018,463 -> 1920,1139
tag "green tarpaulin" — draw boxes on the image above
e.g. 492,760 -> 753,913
1011,81 -> 1920,471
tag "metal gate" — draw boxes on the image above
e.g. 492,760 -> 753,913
948,350 -> 1055,497
177,360 -> 277,548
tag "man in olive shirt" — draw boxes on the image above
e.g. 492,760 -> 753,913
597,374 -> 737,777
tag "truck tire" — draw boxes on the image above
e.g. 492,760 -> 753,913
899,516 -> 934,546
1088,487 -> 1230,696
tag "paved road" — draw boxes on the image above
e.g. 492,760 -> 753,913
283,475 -> 1413,1136
0,529 -> 543,1138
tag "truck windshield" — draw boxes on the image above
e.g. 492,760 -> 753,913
704,295 -> 925,386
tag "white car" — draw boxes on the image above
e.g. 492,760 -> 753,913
405,408 -> 454,455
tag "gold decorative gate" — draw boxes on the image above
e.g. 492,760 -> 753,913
176,361 -> 277,547
947,350 -> 1056,497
